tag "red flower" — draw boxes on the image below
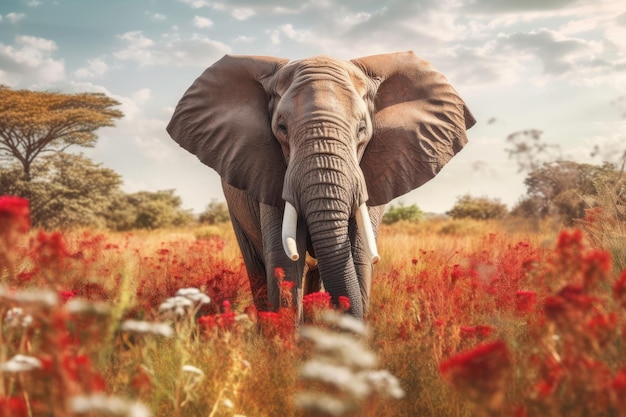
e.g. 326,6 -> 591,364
583,207 -> 602,224
613,366 -> 626,391
60,290 -> 76,303
303,291 -> 332,319
475,325 -> 494,338
450,264 -> 463,282
198,314 -> 217,329
198,300 -> 236,331
515,290 -> 536,314
556,228 -> 583,252
587,312 -> 618,347
280,280 -> 295,291
543,284 -> 595,322
35,230 -> 69,266
274,267 -> 286,280
581,249 -> 612,289
440,341 -> 512,409
0,396 -> 28,417
338,296 -> 350,312
0,195 -> 30,234
613,269 -> 626,308
258,308 -> 295,340
612,366 -> 626,410
460,326 -> 476,339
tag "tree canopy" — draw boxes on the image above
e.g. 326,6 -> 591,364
0,153 -> 123,229
0,85 -> 123,180
511,161 -> 624,225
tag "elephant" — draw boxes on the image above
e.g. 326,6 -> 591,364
166,51 -> 475,320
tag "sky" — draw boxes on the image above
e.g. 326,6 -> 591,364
1,0 -> 625,214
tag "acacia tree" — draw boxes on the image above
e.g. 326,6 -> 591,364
0,85 -> 123,180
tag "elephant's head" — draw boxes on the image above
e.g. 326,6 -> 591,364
167,51 -> 475,317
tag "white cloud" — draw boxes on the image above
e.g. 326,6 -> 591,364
233,35 -> 256,43
193,16 -> 213,28
6,13 -> 26,23
231,8 -> 255,20
132,88 -> 151,104
0,35 -> 65,86
178,0 -> 210,8
464,0 -> 582,13
73,58 -> 109,79
576,121 -> 626,164
113,31 -> 231,67
148,12 -> 167,22
605,22 -> 626,51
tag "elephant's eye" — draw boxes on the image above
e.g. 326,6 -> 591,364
277,120 -> 288,135
357,120 -> 367,136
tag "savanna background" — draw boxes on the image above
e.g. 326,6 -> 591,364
2,1 -> 626,416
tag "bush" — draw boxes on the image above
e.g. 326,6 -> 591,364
446,194 -> 508,220
382,204 -> 424,224
107,190 -> 194,230
198,200 -> 231,225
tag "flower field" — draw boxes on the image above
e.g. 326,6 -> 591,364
2,195 -> 626,417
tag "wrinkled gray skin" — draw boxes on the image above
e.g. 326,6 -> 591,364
167,51 -> 475,319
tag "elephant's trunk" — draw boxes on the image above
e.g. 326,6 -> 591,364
281,132 -> 378,318
282,202 -> 379,265
302,191 -> 363,317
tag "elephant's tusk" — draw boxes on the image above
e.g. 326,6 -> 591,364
356,204 -> 380,264
282,202 -> 300,261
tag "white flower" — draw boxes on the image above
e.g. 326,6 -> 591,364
176,287 -> 211,305
362,369 -> 405,399
182,365 -> 204,376
300,360 -> 371,399
320,311 -> 368,337
175,287 -> 200,297
1,354 -> 42,373
4,307 -> 33,328
67,299 -> 110,316
0,287 -> 58,307
240,359 -> 251,369
295,392 -> 354,417
70,394 -> 151,417
159,295 -> 194,317
299,326 -> 377,369
120,320 -> 173,338
221,398 -> 234,409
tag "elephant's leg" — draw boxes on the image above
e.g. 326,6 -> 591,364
260,203 -> 306,318
350,205 -> 385,315
222,181 -> 268,310
229,215 -> 268,310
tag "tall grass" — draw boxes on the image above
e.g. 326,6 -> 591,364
2,197 -> 626,416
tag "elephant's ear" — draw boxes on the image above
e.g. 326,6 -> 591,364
352,51 -> 476,206
167,55 -> 289,207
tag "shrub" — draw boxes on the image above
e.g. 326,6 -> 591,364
446,194 -> 508,220
382,204 -> 424,224
198,200 -> 231,225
